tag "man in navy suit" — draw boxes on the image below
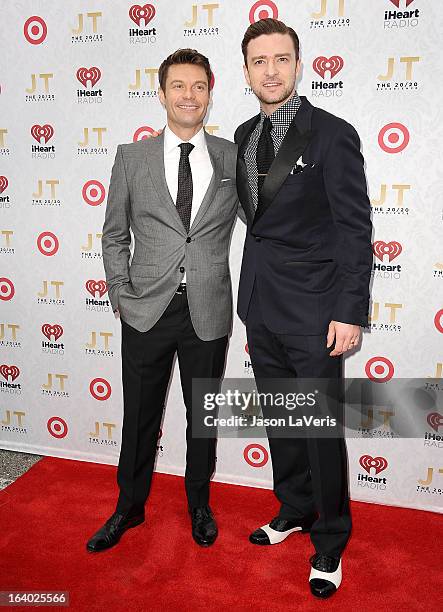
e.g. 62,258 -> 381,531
235,18 -> 373,598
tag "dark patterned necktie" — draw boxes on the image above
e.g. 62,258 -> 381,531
176,142 -> 194,232
256,116 -> 274,205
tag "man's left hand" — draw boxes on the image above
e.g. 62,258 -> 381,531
327,321 -> 361,356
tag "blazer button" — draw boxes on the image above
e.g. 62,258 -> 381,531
179,266 -> 185,273
186,237 -> 192,243
255,237 -> 261,242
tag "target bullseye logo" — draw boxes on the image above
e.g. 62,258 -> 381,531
85,279 -> 107,298
0,278 -> 15,301
365,356 -> 395,382
90,377 -> 112,401
24,16 -> 47,45
37,231 -> 59,256
378,122 -> 409,154
76,67 -> 101,88
372,240 -> 402,262
133,126 -> 156,141
42,324 -> 63,341
82,180 -> 105,206
434,309 -> 443,334
0,176 -> 8,193
0,364 -> 20,382
427,412 -> 443,433
249,1 -> 278,24
313,56 -> 344,79
31,124 -> 54,144
47,416 -> 68,439
359,454 -> 388,475
243,443 -> 269,467
129,4 -> 156,26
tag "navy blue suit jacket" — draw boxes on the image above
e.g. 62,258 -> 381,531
235,96 -> 373,335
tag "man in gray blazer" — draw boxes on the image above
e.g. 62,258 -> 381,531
86,49 -> 241,552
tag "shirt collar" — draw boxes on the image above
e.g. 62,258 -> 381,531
260,91 -> 301,129
164,124 -> 207,154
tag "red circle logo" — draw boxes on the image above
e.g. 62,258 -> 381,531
365,356 -> 395,383
243,443 -> 269,467
249,1 -> 278,24
434,309 -> 443,334
378,123 -> 409,154
24,16 -> 47,45
47,416 -> 68,439
0,278 -> 15,301
89,377 -> 112,401
37,231 -> 59,256
82,180 -> 106,206
133,126 -> 155,141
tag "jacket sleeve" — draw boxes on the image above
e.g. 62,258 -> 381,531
323,122 -> 373,326
101,144 -> 131,312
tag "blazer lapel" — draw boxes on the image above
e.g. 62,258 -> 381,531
252,97 -> 314,227
236,115 -> 260,225
146,133 -> 187,233
189,135 -> 223,233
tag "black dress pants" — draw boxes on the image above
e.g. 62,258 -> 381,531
115,290 -> 228,514
246,282 -> 351,558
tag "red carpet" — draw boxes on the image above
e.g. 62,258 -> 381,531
0,457 -> 442,612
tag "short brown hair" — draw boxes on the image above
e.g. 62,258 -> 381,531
241,18 -> 300,65
158,48 -> 212,91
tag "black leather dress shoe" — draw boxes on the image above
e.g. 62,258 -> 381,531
309,553 -> 342,598
86,510 -> 145,552
249,513 -> 316,545
189,505 -> 218,547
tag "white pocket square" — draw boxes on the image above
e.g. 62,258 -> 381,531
221,178 -> 231,182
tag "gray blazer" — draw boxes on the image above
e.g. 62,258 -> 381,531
101,131 -> 241,340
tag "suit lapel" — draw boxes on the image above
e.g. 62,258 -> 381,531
146,133 -> 186,233
252,96 -> 314,227
189,134 -> 223,233
236,115 -> 260,225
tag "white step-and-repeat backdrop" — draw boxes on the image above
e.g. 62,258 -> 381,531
1,1 -> 442,513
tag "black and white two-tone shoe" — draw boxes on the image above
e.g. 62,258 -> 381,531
309,553 -> 342,598
249,514 -> 316,545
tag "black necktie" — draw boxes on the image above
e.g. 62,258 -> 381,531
176,142 -> 194,232
256,116 -> 274,204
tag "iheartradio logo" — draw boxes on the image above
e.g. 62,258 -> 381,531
359,455 -> 388,475
313,56 -> 344,79
42,324 -> 63,341
76,67 -> 101,88
0,364 -> 20,382
243,443 -> 269,467
372,240 -> 402,262
86,280 -> 107,298
23,16 -> 47,45
31,124 -> 54,144
388,0 -> 415,6
427,412 -> 443,433
0,176 -> 8,193
0,278 -> 15,301
249,1 -> 278,24
129,4 -> 156,26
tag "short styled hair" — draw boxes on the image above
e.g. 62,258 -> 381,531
158,48 -> 212,91
241,18 -> 300,66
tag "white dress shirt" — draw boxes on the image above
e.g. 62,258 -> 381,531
163,124 -> 213,283
164,124 -> 213,226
